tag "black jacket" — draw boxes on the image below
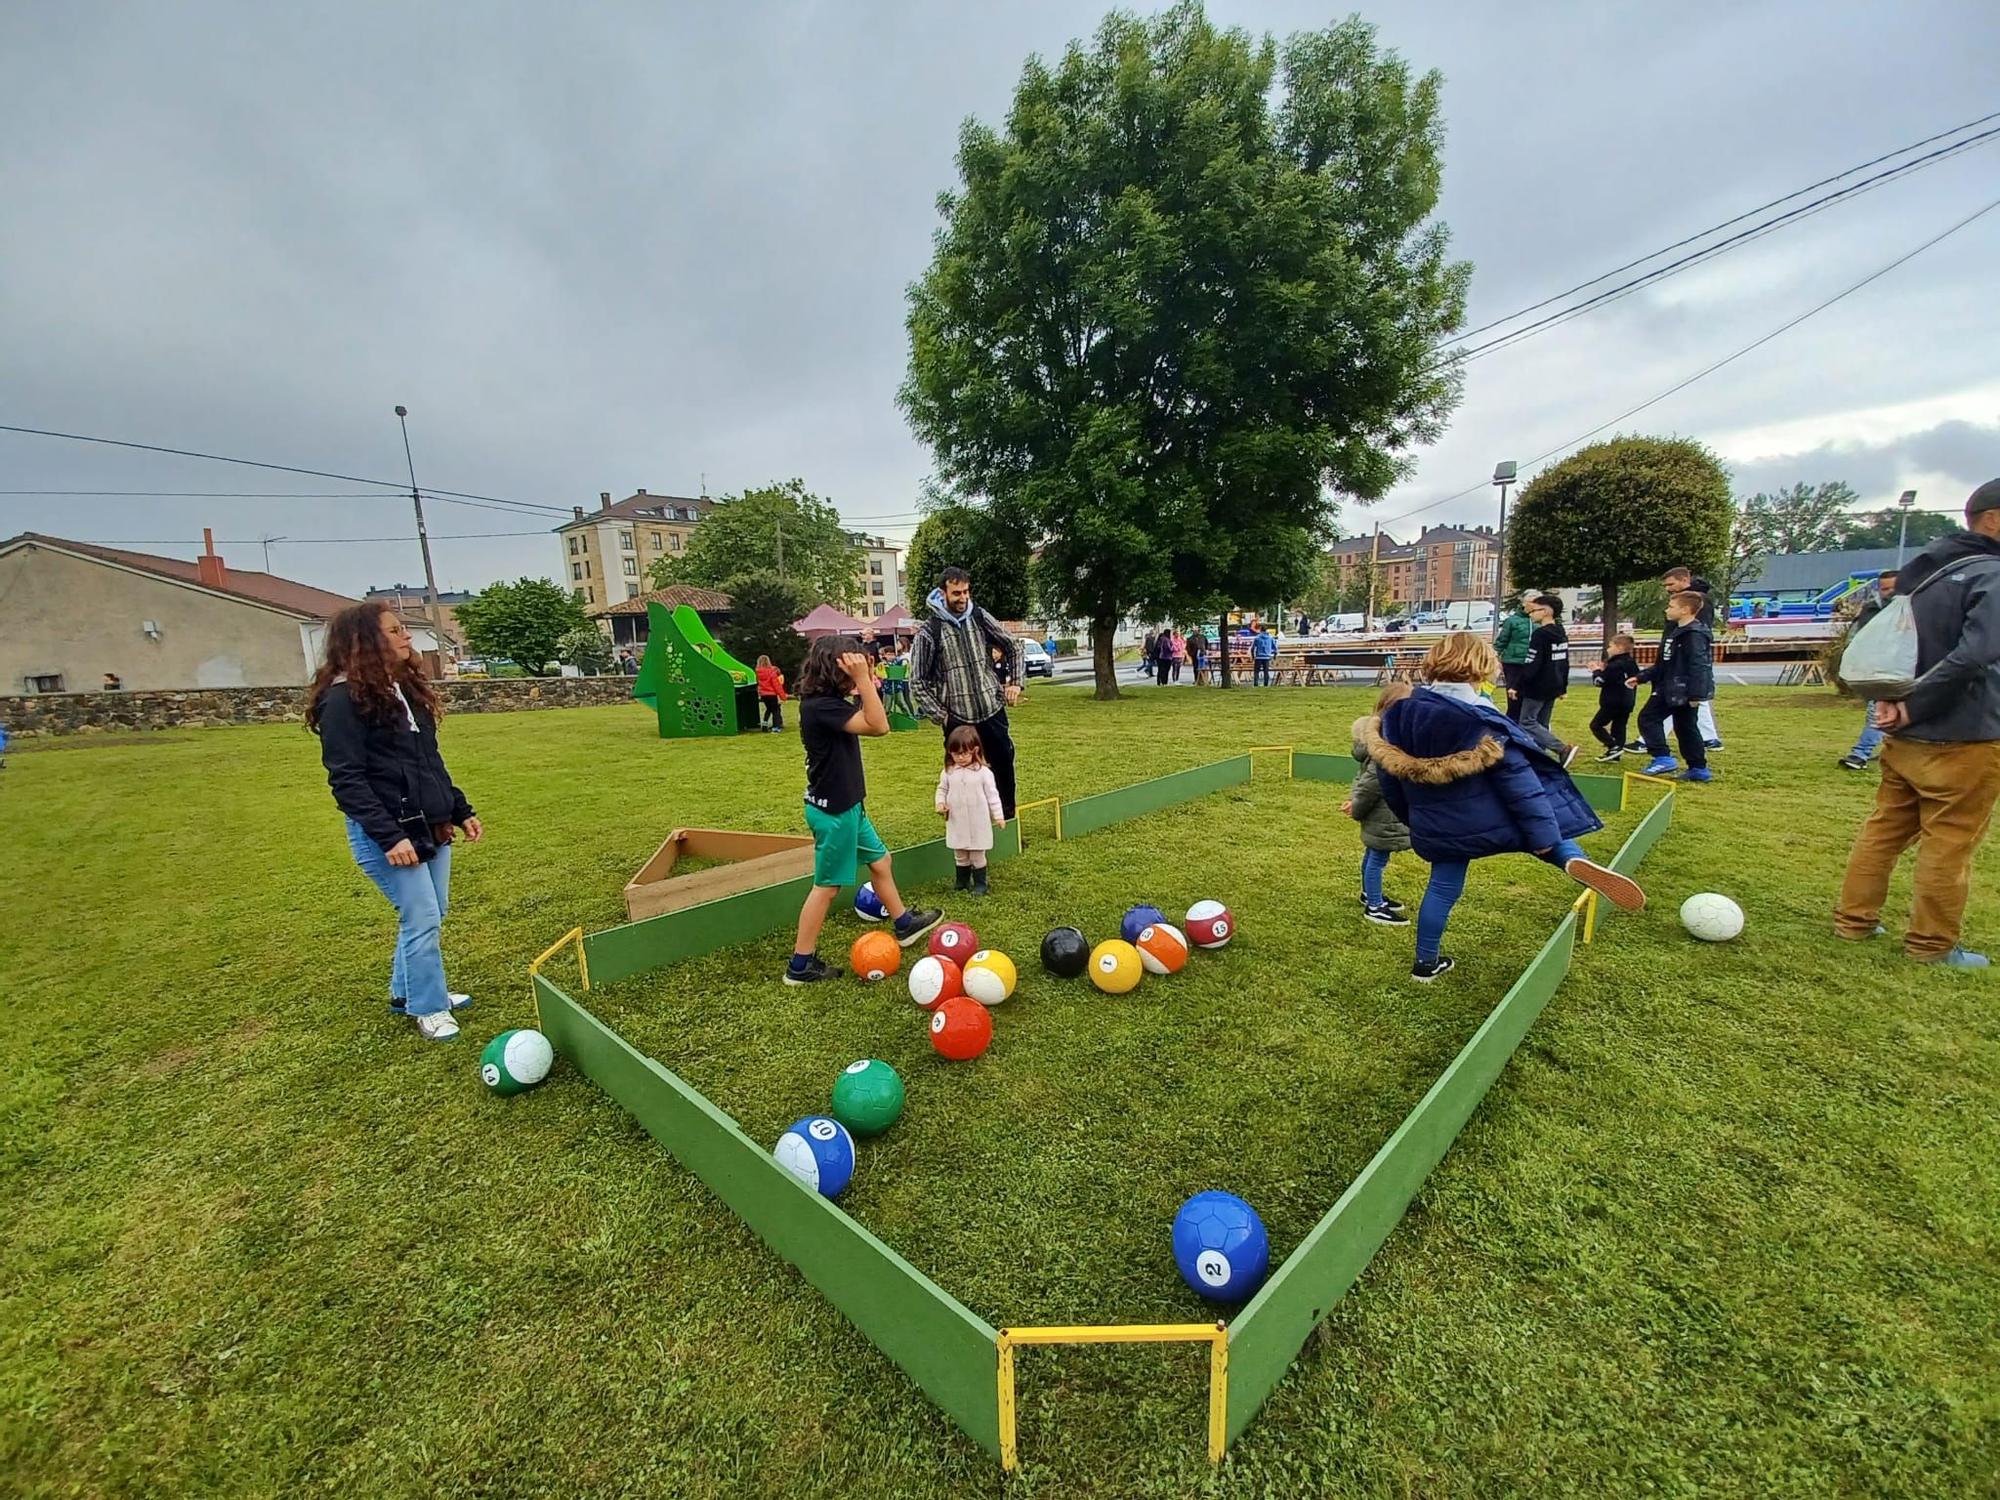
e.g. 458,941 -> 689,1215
1681,576 -> 1717,629
1593,651 -> 1638,707
1519,622 -> 1571,700
1638,620 -> 1714,706
1895,531 -> 2000,742
316,681 -> 473,852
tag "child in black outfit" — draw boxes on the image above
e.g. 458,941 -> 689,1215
1589,633 -> 1639,761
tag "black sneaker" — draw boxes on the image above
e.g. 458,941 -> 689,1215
1594,746 -> 1624,762
1363,902 -> 1410,926
1357,893 -> 1408,915
1412,955 -> 1456,982
955,865 -> 973,891
782,954 -> 839,986
970,868 -> 989,897
893,907 -> 944,946
1838,755 -> 1868,771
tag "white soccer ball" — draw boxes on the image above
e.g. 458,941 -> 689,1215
1679,892 -> 1744,942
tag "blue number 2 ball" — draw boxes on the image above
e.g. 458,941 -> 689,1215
1172,1190 -> 1270,1300
855,883 -> 888,921
774,1116 -> 856,1198
1121,904 -> 1166,943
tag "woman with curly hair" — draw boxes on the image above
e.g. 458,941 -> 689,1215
308,604 -> 483,1040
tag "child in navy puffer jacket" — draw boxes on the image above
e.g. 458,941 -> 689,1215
1361,632 -> 1647,982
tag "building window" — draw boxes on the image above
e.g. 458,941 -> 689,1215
573,587 -> 586,603
568,536 -> 579,556
620,531 -> 634,551
626,583 -> 641,599
869,560 -> 883,576
650,532 -> 662,549
585,561 -> 592,578
587,586 -> 595,604
572,562 -> 584,581
670,533 -> 682,552
623,557 -> 638,577
871,581 -> 884,596
26,673 -> 64,693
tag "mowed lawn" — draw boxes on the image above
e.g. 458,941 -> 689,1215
2,682 -> 1996,1498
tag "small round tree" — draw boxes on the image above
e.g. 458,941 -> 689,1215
1504,436 -> 1732,650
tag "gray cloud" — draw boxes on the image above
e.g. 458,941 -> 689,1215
3,0 -> 1997,593
1726,418 -> 2000,508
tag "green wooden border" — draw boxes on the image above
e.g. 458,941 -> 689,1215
585,825 -> 1023,986
1608,785 -> 1673,872
1058,755 -> 1252,840
536,974 -> 1003,1456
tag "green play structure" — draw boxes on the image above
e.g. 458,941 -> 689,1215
631,600 -> 923,738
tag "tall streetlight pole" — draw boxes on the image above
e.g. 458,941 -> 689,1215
1895,488 -> 1918,567
394,405 -> 452,654
1490,460 -> 1517,637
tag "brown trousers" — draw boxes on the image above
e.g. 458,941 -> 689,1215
1835,736 -> 2000,957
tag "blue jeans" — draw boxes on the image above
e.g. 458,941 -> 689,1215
1415,839 -> 1588,962
346,817 -> 452,1015
1253,659 -> 1272,686
1361,847 -> 1391,904
1850,704 -> 1884,762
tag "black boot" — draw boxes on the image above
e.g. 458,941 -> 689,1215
955,864 -> 973,891
971,866 -> 989,897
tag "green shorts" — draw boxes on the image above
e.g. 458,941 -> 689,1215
804,801 -> 889,887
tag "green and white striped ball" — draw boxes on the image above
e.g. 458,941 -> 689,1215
480,1028 -> 554,1095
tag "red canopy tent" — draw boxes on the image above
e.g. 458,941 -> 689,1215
791,603 -> 874,638
870,603 -> 920,635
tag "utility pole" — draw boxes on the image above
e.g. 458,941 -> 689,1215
394,405 -> 452,652
774,519 -> 785,579
1490,460 -> 1517,638
1895,488 -> 1918,567
260,534 -> 285,571
1365,524 -> 1382,633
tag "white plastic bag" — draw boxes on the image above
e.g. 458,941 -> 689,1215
1839,597 -> 1920,698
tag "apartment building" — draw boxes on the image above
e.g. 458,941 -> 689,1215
851,533 -> 904,618
553,490 -> 718,608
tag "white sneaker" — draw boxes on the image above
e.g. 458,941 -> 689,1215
413,1010 -> 461,1041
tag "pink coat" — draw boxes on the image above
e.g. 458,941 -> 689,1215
936,764 -> 1004,851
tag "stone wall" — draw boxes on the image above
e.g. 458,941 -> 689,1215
0,675 -> 638,736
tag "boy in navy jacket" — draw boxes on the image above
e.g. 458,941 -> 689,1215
1589,633 -> 1639,760
1635,593 -> 1715,780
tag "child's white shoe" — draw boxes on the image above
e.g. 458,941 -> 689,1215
413,1010 -> 461,1041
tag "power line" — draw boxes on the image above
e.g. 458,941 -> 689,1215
1448,108 -> 2000,346
0,489 -> 399,498
75,531 -> 551,546
1443,124 -> 2000,365
1377,192 -> 2000,530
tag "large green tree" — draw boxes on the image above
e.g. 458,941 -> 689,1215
651,479 -> 863,611
454,577 -> 589,674
901,4 -> 1469,697
716,569 -> 812,682
1504,436 -> 1732,650
1834,507 -> 1960,551
904,503 -> 1031,621
1738,480 -> 1858,556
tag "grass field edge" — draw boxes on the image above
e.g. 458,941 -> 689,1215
533,973 -> 1004,1457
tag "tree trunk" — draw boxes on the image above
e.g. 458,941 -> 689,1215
1601,580 -> 1620,654
1092,618 -> 1120,700
1217,609 -> 1233,688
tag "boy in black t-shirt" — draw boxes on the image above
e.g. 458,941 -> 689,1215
1514,594 -> 1577,765
1589,633 -> 1639,760
788,635 -> 943,984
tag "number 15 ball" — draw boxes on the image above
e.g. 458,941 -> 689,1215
1184,900 -> 1233,948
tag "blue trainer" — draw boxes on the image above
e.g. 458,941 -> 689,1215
1640,756 -> 1678,776
1921,947 -> 1990,969
1678,767 -> 1713,783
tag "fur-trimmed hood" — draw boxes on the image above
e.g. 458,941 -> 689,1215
1361,695 -> 1507,786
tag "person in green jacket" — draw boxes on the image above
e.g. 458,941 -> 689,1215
1493,592 -> 1535,722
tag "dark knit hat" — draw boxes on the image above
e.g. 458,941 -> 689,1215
1970,478 -> 2000,515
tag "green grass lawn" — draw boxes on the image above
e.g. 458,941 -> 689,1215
3,684 -> 1997,1498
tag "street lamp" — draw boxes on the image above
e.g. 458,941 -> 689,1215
1895,488 -> 1918,567
393,405 -> 453,655
1490,460 -> 1517,636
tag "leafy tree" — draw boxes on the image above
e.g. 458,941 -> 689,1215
716,569 -> 811,682
1738,481 -> 1858,556
901,4 -> 1470,697
650,479 -> 863,611
904,503 -> 1031,620
556,624 -> 613,675
1504,436 -> 1732,651
1617,579 -> 1667,632
1833,507 -> 1961,551
455,577 -> 589,674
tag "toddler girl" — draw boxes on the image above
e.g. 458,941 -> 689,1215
936,724 -> 1006,895
1345,681 -> 1414,925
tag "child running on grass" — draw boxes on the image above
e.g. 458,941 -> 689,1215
936,724 -> 1006,896
1589,633 -> 1639,760
787,636 -> 942,985
1345,681 -> 1414,926
754,653 -> 788,733
1362,631 -> 1646,982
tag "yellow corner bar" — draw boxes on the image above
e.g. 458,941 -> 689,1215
1247,744 -> 1295,779
995,1322 -> 1228,1472
527,926 -> 588,1028
1014,795 -> 1064,842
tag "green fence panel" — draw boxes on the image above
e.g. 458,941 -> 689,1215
1574,773 -> 1624,813
584,830 -> 1023,986
1290,752 -> 1357,783
1058,756 -> 1252,840
536,976 -> 1002,1457
1609,787 -> 1674,873
1223,912 -> 1580,1442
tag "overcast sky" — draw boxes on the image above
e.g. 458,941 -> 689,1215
3,1 -> 1996,597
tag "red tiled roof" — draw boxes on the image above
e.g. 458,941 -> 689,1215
592,584 -> 733,616
4,533 -> 361,619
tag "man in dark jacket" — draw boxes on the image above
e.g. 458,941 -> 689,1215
1662,566 -> 1723,748
1835,480 -> 2000,966
1838,569 -> 1897,770
1634,590 -> 1715,780
909,565 -> 1026,818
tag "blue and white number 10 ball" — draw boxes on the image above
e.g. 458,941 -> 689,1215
774,1116 -> 856,1198
1172,1190 -> 1270,1301
1679,892 -> 1744,942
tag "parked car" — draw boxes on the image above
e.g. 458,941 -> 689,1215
1019,638 -> 1053,678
